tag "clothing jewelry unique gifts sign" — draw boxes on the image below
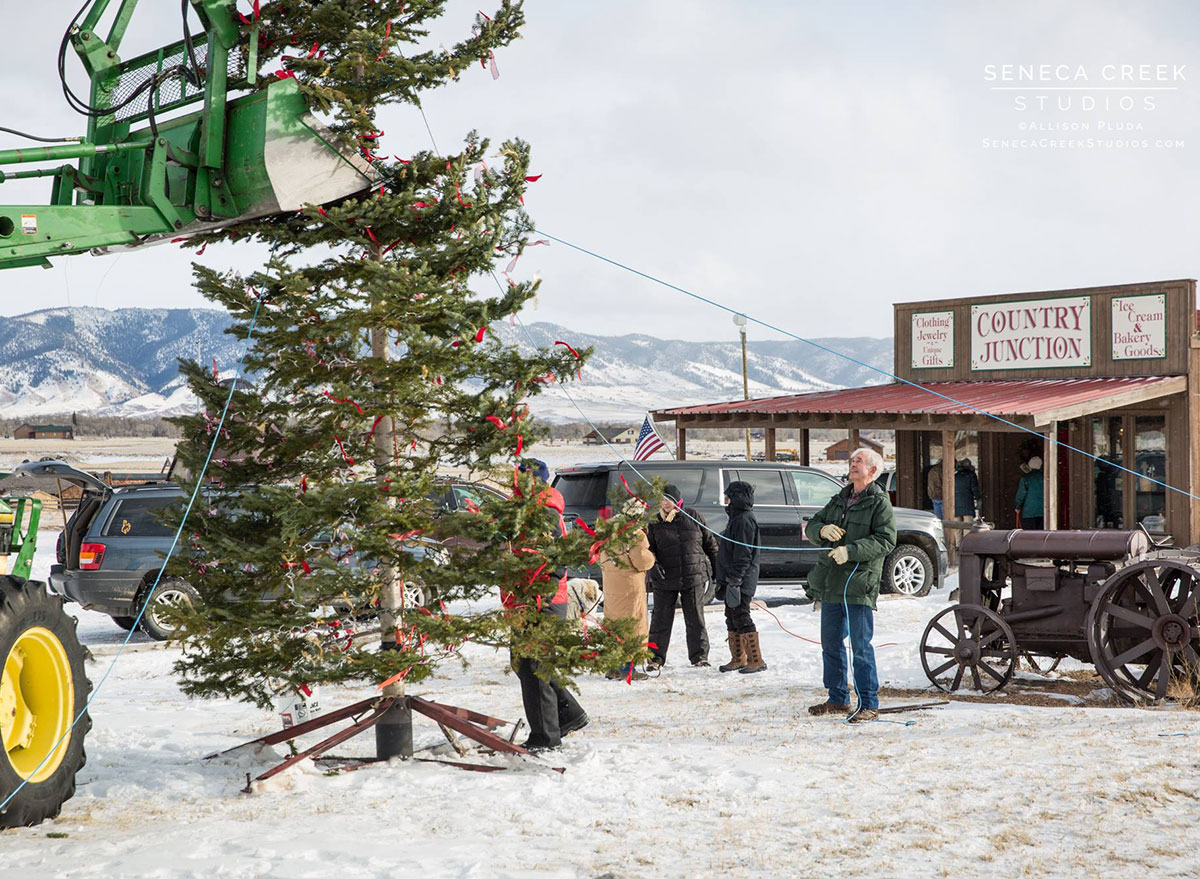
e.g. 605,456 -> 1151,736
970,296 -> 1091,370
911,311 -> 954,369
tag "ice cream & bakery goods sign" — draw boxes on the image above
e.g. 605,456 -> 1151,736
1111,294 -> 1166,360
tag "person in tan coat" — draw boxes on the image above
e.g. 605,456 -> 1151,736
599,519 -> 655,681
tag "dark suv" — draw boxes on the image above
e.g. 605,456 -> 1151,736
553,460 -> 947,596
9,461 -> 471,640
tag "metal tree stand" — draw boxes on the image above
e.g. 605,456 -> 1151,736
212,695 -> 547,782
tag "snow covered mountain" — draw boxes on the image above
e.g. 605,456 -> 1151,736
0,307 -> 243,418
0,308 -> 892,421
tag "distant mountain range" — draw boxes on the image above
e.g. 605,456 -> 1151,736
0,307 -> 893,423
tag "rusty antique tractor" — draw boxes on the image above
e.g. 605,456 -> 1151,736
920,528 -> 1200,702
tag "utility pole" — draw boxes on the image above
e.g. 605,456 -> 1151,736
733,313 -> 751,461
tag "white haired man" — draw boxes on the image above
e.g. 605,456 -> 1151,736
803,447 -> 897,722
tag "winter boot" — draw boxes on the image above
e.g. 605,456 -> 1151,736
718,631 -> 747,673
739,631 -> 767,674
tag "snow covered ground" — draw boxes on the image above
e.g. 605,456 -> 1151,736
4,537 -> 1199,878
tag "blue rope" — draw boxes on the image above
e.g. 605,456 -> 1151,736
0,244 -> 275,814
840,561 -> 865,723
533,229 -> 1199,505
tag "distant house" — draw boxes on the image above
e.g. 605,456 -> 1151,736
824,435 -> 884,462
582,426 -> 639,445
13,424 -> 74,440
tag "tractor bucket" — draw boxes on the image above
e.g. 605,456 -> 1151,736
0,78 -> 379,269
197,77 -> 381,230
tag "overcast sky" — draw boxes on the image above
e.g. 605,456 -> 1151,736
1,1 -> 1197,342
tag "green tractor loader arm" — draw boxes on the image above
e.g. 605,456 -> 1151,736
0,0 -> 378,271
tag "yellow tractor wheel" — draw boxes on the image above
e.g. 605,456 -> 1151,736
0,576 -> 91,829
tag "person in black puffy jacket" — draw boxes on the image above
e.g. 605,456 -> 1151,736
716,480 -> 765,673
646,483 -> 719,668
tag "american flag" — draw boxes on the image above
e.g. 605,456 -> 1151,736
633,416 -> 666,461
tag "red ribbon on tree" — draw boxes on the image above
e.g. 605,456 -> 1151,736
324,391 -> 364,415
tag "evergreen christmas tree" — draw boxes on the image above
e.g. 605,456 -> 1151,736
165,0 -> 648,715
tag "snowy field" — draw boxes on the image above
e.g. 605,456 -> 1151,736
3,535 -> 1199,878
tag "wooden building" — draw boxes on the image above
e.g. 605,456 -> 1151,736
582,426 -> 639,445
824,435 -> 884,462
654,279 -> 1199,545
12,424 -> 74,440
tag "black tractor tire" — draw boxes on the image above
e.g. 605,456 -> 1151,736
137,577 -> 200,642
701,579 -> 717,606
882,544 -> 934,598
0,576 -> 91,829
111,616 -> 137,632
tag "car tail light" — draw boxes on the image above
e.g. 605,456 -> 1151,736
79,542 -> 106,570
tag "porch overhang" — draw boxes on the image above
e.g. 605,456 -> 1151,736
653,376 -> 1187,433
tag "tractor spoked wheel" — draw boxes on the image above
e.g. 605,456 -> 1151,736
920,603 -> 1017,694
0,576 -> 91,828
1086,556 -> 1200,702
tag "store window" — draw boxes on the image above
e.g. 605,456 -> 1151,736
1134,415 -> 1166,533
1092,416 -> 1124,528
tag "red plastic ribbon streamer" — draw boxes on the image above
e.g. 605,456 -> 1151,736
514,434 -> 523,456
333,436 -> 355,466
525,174 -> 542,182
573,518 -> 597,537
485,415 -> 508,430
376,20 -> 392,59
554,340 -> 581,359
324,391 -> 364,415
474,326 -> 488,343
488,49 -> 499,80
211,357 -> 219,380
618,474 -> 650,506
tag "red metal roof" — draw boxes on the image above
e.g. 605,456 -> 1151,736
657,376 -> 1185,423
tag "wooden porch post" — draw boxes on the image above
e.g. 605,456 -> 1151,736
676,426 -> 687,461
848,428 -> 860,455
800,429 -> 810,466
1045,421 -> 1058,530
942,430 -> 957,564
765,427 -> 776,461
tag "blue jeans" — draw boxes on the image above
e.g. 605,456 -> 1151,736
820,602 -> 879,710
931,499 -> 943,519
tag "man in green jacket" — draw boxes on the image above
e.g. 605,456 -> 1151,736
804,447 -> 897,723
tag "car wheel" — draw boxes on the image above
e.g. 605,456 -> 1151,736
137,578 -> 199,641
111,616 -> 137,632
701,579 -> 717,605
401,579 -> 433,609
884,544 -> 933,597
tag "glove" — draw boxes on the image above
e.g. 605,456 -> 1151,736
819,524 -> 846,543
715,581 -> 727,603
829,545 -> 850,565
